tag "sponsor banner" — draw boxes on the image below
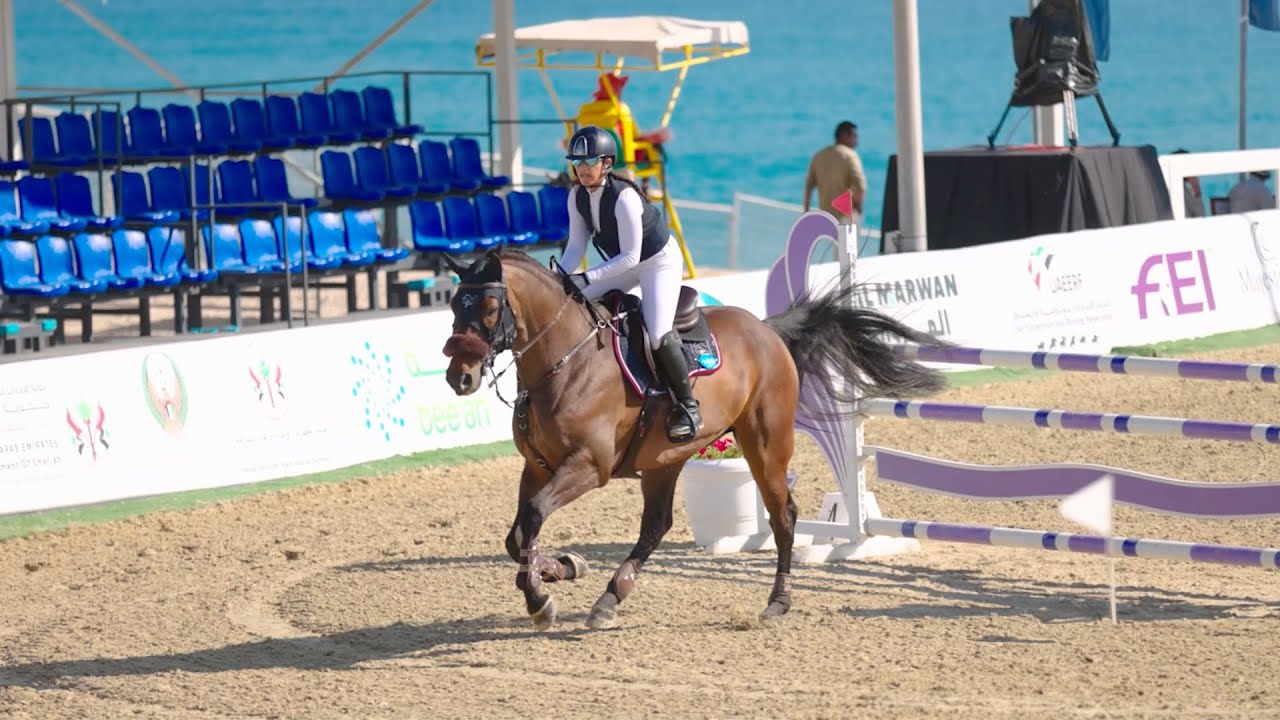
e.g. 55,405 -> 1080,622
0,311 -> 516,516
1237,209 -> 1280,323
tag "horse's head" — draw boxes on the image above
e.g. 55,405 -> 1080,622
441,249 -> 518,396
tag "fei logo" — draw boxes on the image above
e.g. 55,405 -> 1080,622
1131,250 -> 1217,320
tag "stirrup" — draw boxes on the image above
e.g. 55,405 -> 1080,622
666,402 -> 702,442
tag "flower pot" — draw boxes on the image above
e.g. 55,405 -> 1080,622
679,457 -> 766,548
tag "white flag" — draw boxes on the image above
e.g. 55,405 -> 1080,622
1060,474 -> 1114,535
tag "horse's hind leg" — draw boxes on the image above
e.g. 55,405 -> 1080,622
587,465 -> 680,629
736,409 -> 798,622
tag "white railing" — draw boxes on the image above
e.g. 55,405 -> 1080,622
1159,148 -> 1280,220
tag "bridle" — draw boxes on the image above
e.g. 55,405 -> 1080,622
452,276 -> 611,408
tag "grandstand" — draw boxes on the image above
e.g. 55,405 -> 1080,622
0,70 -> 572,356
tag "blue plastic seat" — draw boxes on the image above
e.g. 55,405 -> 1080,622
273,214 -> 344,271
197,100 -> 262,154
217,159 -> 261,207
35,235 -> 106,294
506,190 -> 558,243
264,95 -> 326,148
113,171 -> 180,225
162,103 -> 227,155
330,89 -> 392,142
229,98 -> 294,152
386,143 -> 446,196
18,117 -> 87,168
419,140 -> 479,193
0,181 -> 49,236
202,223 -> 260,276
148,226 -> 217,283
298,92 -> 359,145
475,193 -> 537,246
238,217 -> 296,273
343,208 -> 409,263
353,146 -> 414,199
538,185 -> 571,239
146,166 -> 201,221
72,232 -> 145,290
55,113 -> 117,167
17,176 -> 88,232
55,174 -> 123,231
0,239 -> 69,297
308,211 -> 375,266
91,110 -> 137,163
321,151 -> 385,204
409,200 -> 472,253
253,156 -> 318,209
361,86 -> 423,138
112,228 -> 181,287
449,136 -> 511,189
180,162 -> 248,218
126,106 -> 186,157
442,196 -> 501,250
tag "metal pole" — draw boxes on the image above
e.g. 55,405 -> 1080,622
1030,0 -> 1065,146
892,0 -> 927,252
314,0 -> 435,92
1239,0 -> 1249,151
0,0 -> 15,160
727,191 -> 740,269
492,0 -> 522,185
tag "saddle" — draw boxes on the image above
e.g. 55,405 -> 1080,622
604,286 -> 722,397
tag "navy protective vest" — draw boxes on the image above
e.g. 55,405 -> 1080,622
574,175 -> 669,262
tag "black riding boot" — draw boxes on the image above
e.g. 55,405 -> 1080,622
652,330 -> 703,442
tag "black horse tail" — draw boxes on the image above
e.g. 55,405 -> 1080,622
765,282 -> 949,406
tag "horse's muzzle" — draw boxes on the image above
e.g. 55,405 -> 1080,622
446,359 -> 482,396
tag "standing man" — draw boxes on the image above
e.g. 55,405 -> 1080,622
803,120 -> 866,225
1227,170 -> 1277,214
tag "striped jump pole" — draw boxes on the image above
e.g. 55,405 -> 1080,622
894,344 -> 1280,384
865,517 -> 1280,570
861,398 -> 1280,444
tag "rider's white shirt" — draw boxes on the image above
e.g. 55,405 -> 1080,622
560,182 -> 645,286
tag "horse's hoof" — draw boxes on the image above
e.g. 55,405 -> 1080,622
586,593 -> 618,629
586,603 -> 617,630
759,601 -> 790,624
530,596 -> 557,631
559,552 -> 589,581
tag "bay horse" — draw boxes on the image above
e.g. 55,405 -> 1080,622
441,247 -> 944,630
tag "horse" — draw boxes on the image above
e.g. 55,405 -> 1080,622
441,247 -> 945,630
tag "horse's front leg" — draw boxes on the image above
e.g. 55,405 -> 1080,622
511,452 -> 603,631
505,463 -> 589,584
587,465 -> 681,629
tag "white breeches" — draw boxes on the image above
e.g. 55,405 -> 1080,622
583,237 -> 683,345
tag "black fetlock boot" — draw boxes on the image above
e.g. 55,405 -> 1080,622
652,330 -> 703,442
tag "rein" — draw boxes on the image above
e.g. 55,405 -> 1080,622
461,282 -> 612,409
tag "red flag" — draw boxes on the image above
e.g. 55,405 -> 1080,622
830,190 -> 853,220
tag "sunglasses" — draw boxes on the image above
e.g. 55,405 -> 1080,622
570,156 -> 605,167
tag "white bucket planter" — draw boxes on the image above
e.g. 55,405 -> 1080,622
680,457 -> 774,554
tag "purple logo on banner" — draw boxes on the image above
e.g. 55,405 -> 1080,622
765,211 -> 850,490
1130,250 -> 1217,320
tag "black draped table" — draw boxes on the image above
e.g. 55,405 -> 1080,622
880,145 -> 1174,252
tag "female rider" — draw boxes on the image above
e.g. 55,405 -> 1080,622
558,125 -> 702,443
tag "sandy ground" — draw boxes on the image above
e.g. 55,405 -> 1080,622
3,303 -> 1280,717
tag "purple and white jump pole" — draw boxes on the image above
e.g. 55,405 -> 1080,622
895,344 -> 1280,384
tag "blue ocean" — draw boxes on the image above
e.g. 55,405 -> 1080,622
15,1 -> 1280,269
